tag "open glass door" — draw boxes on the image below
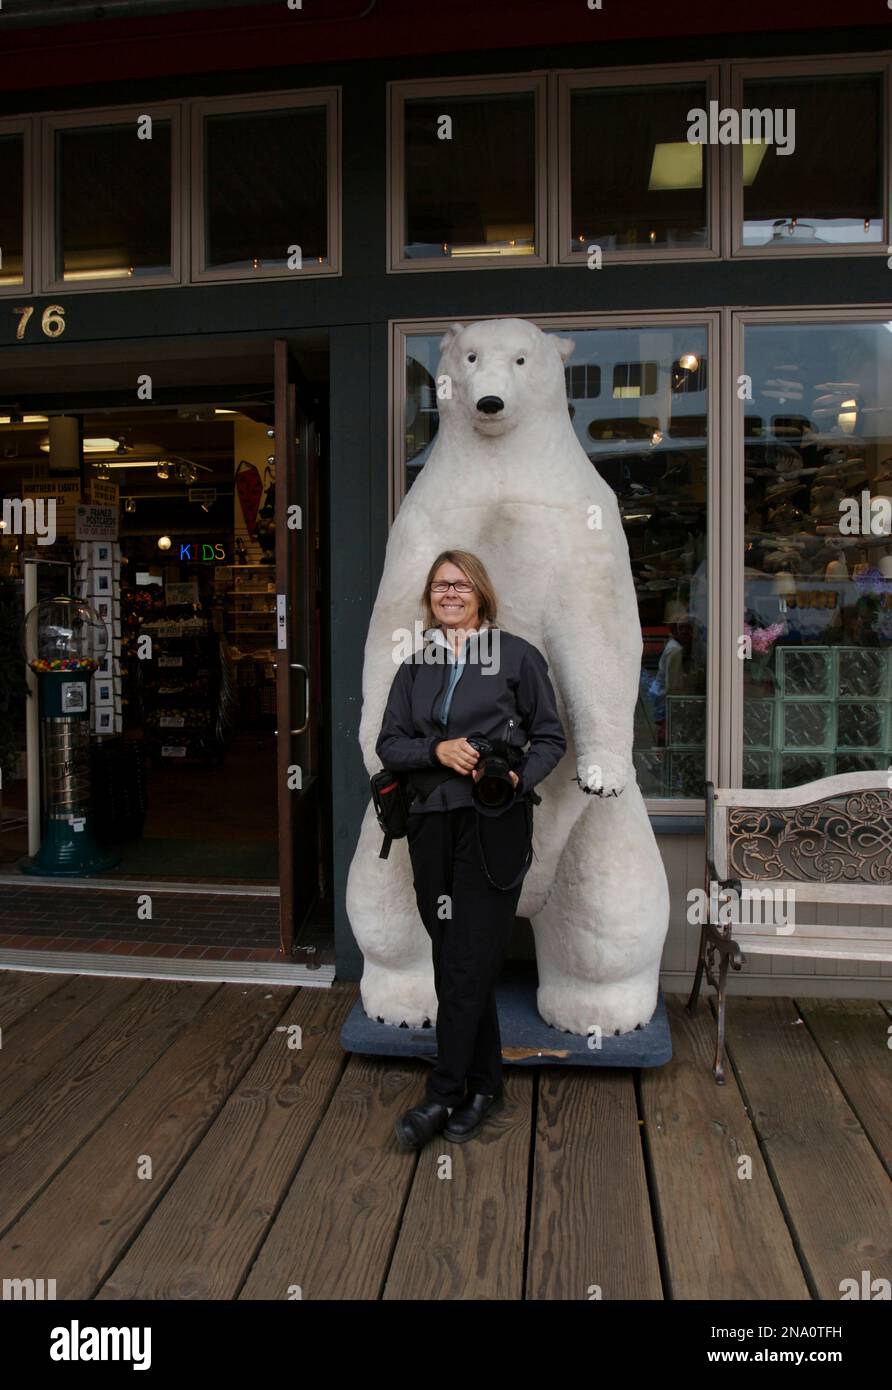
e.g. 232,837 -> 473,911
274,340 -> 321,953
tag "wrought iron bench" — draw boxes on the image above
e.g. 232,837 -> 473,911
687,771 -> 892,1083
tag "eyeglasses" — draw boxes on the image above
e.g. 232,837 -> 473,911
430,580 -> 475,593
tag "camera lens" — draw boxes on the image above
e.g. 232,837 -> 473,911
477,776 -> 505,807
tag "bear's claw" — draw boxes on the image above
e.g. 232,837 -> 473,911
575,777 -> 621,798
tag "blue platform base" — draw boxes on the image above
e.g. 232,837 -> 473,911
341,961 -> 672,1069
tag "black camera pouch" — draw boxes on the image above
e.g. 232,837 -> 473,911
370,770 -> 413,859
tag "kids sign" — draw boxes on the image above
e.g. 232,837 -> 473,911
176,541 -> 226,561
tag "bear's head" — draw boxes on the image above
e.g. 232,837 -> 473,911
436,317 -> 575,439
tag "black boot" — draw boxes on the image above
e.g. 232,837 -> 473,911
443,1090 -> 503,1143
394,1098 -> 453,1151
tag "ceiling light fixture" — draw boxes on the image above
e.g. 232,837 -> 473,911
62,267 -> 134,281
37,435 -> 124,454
157,535 -> 172,551
838,399 -> 859,435
83,437 -> 123,454
742,142 -> 769,186
156,461 -> 171,480
648,142 -> 703,191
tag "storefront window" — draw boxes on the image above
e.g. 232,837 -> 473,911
402,89 -> 538,261
403,323 -> 709,801
742,321 -> 892,787
54,120 -> 173,282
0,133 -> 25,287
568,81 -> 711,255
202,105 -> 328,272
740,73 -> 884,248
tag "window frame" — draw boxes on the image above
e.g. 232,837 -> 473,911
190,87 -> 341,284
387,73 -> 549,273
556,62 -> 723,266
0,117 -> 33,298
728,54 -> 890,261
41,101 -> 185,295
390,309 -> 721,815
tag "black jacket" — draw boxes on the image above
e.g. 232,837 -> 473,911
375,627 -> 567,813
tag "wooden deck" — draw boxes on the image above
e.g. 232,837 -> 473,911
0,969 -> 890,1300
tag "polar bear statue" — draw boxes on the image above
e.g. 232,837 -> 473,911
346,317 -> 670,1037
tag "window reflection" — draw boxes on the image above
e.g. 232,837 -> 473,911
403,92 -> 537,260
743,322 -> 892,787
741,74 -> 883,248
405,325 -> 709,800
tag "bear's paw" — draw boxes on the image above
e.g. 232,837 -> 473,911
575,753 -> 631,797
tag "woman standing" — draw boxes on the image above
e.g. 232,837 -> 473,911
375,549 -> 566,1149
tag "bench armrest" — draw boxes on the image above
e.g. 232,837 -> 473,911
706,857 -> 742,898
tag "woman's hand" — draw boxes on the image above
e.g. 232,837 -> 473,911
435,738 -> 480,775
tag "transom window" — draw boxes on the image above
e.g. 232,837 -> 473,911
567,79 -> 712,257
53,119 -> 174,284
0,131 -> 26,289
736,69 -> 884,251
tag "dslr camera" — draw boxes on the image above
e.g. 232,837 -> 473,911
465,732 -> 521,811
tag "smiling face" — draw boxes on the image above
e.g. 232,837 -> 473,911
438,317 -> 575,439
429,560 -> 480,631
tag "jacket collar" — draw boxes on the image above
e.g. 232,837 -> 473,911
430,620 -> 490,661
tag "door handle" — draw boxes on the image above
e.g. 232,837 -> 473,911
289,662 -> 310,734
272,661 -> 310,735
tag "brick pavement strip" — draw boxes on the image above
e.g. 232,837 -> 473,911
0,887 -> 278,953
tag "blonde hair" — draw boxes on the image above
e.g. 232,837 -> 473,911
422,549 -> 498,630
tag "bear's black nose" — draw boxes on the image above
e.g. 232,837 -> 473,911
476,396 -> 505,415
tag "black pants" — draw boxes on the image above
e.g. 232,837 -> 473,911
406,800 -> 531,1107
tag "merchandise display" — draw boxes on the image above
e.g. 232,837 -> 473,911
21,597 -> 119,875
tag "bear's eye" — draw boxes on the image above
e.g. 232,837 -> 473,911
467,352 -> 476,363
516,356 -> 525,365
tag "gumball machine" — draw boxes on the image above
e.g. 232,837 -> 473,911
21,597 -> 119,875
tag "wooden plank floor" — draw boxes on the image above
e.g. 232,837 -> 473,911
0,971 -> 889,1301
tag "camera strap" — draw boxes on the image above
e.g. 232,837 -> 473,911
475,794 -> 535,892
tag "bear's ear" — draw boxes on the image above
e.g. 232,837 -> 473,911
439,321 -> 465,352
553,335 -> 575,362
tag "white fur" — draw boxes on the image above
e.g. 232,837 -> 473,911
346,318 -> 670,1035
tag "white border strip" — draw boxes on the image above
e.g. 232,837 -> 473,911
0,873 -> 278,897
0,947 -> 333,987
